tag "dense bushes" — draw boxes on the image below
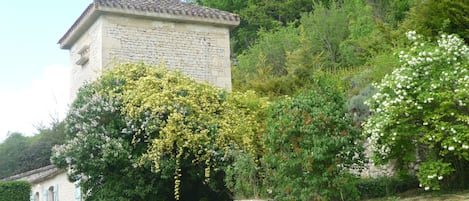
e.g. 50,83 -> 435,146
48,1 -> 469,200
404,0 -> 469,43
262,80 -> 365,201
356,176 -> 418,199
52,63 -> 267,201
364,32 -> 469,190
0,181 -> 31,201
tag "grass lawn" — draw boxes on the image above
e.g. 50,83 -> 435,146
365,189 -> 469,201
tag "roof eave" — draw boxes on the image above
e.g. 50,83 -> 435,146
58,4 -> 240,50
99,6 -> 241,29
59,3 -> 101,49
0,165 -> 59,182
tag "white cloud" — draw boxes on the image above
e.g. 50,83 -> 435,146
0,65 -> 70,141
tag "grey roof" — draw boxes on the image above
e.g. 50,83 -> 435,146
58,0 -> 240,48
0,165 -> 65,184
95,0 -> 239,21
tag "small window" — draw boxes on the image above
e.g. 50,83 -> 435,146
75,45 -> 89,65
34,192 -> 39,201
75,180 -> 82,201
48,186 -> 54,201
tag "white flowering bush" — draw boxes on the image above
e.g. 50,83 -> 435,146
363,31 -> 469,190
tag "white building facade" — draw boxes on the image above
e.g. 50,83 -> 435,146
0,165 -> 81,201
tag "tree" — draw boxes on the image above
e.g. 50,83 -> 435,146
0,122 -> 66,179
197,0 -> 321,54
364,32 -> 469,190
368,0 -> 412,27
404,0 -> 469,43
0,133 -> 28,178
52,63 -> 267,201
232,25 -> 301,97
233,0 -> 379,98
262,79 -> 364,201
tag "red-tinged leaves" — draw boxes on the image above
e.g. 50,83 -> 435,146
304,116 -> 313,125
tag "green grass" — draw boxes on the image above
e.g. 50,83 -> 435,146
365,189 -> 469,201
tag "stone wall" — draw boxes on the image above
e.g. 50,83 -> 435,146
69,13 -> 233,100
69,17 -> 103,101
101,14 -> 232,90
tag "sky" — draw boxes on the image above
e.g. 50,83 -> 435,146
0,1 -> 91,142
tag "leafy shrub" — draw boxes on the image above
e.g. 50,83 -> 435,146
233,0 -> 383,99
356,176 -> 418,199
52,65 -> 169,201
52,63 -> 267,201
224,151 -> 266,199
404,0 -> 469,43
0,181 -> 31,201
348,85 -> 377,126
262,79 -> 365,201
233,25 -> 300,97
363,32 -> 469,191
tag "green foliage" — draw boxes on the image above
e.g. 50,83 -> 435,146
0,181 -> 31,201
301,1 -> 350,68
197,0 -> 318,54
236,26 -> 301,77
262,80 -> 364,201
233,0 -> 380,98
52,70 -> 166,201
224,152 -> 265,199
0,122 -> 66,179
348,53 -> 400,96
121,64 -> 267,200
368,0 -> 412,27
348,85 -> 377,126
404,0 -> 469,43
52,63 -> 267,201
364,32 -> 469,191
0,133 -> 28,178
417,160 -> 455,191
356,176 -> 418,199
233,26 -> 301,98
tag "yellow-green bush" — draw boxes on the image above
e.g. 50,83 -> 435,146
53,63 -> 268,201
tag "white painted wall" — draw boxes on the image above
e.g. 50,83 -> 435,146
30,172 -> 80,201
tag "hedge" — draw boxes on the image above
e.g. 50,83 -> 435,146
356,176 -> 419,199
0,181 -> 31,201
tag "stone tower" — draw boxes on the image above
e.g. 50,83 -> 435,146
59,0 -> 240,100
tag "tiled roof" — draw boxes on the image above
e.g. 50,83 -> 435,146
95,0 -> 240,22
58,0 -> 240,48
0,165 -> 64,184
